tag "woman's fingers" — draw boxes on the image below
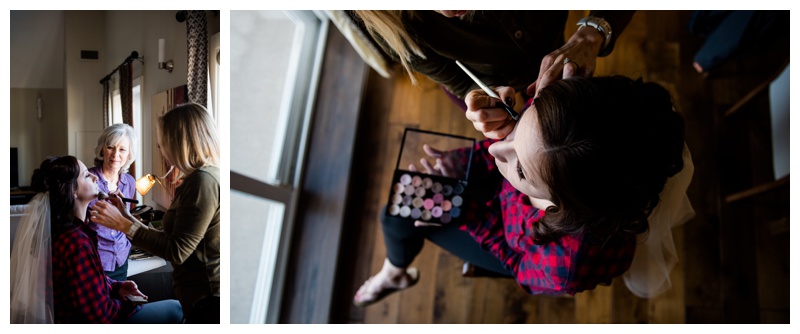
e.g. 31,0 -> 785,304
465,87 -> 519,139
91,201 -> 121,225
104,193 -> 125,209
525,81 -> 538,97
464,89 -> 498,110
563,60 -> 578,79
435,158 -> 451,178
420,158 -> 435,174
477,119 -> 516,139
494,86 -> 516,107
422,144 -> 443,158
92,200 -> 110,213
465,107 -> 509,124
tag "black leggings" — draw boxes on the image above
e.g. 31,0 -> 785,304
380,206 -> 512,276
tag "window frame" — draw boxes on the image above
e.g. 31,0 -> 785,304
230,10 -> 329,324
111,75 -> 144,202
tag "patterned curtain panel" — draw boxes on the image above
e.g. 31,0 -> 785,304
102,79 -> 111,128
118,62 -> 135,177
186,10 -> 208,107
119,62 -> 133,126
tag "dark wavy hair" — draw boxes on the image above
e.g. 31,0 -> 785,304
529,76 -> 685,245
30,156 -> 81,236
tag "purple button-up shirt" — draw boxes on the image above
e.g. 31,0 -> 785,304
87,165 -> 135,272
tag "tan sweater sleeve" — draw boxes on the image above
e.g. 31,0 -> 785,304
132,168 -> 220,265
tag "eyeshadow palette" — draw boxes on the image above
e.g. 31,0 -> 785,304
387,128 -> 475,225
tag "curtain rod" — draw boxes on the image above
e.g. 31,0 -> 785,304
99,51 -> 143,84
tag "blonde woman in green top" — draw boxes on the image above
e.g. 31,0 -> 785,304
92,103 -> 220,324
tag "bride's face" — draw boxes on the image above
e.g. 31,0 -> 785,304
487,105 -> 555,210
75,160 -> 99,203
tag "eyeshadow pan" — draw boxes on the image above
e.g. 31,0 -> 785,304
411,175 -> 422,187
415,187 -> 426,197
399,205 -> 411,218
421,209 -> 432,221
453,184 -> 464,195
404,185 -> 416,196
392,194 -> 403,205
442,184 -> 453,196
410,207 -> 422,219
431,182 -> 442,194
389,204 -> 400,216
441,200 -> 452,211
440,213 -> 451,224
412,197 -> 424,208
422,177 -> 433,189
432,193 -> 444,204
423,198 -> 435,210
451,195 -> 463,207
449,207 -> 461,218
402,195 -> 413,206
431,206 -> 443,218
394,183 -> 405,194
400,174 -> 412,185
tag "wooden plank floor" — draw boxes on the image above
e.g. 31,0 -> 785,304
330,10 -> 790,324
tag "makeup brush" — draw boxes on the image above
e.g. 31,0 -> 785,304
97,190 -> 139,204
455,60 -> 520,121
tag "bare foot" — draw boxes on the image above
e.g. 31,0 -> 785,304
353,259 -> 419,307
693,62 -> 704,73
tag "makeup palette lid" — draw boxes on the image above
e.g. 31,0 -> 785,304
394,128 -> 476,185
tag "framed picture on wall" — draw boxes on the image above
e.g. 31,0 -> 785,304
149,84 -> 187,209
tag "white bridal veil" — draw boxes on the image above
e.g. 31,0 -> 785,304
622,144 -> 695,298
10,192 -> 54,323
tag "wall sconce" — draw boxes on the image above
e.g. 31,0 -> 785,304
136,166 -> 174,196
136,174 -> 159,196
158,38 -> 174,73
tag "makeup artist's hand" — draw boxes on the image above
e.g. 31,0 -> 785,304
408,144 -> 466,179
465,86 -> 517,139
525,26 -> 605,98
106,189 -> 132,209
106,192 -> 134,216
91,196 -> 135,234
108,189 -> 125,198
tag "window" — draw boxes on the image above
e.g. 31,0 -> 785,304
111,76 -> 144,202
230,10 -> 327,324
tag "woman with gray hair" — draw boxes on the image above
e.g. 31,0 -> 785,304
87,123 -> 138,281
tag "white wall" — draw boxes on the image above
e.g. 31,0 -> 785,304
9,11 -> 67,186
10,11 -> 64,89
64,11 -> 107,167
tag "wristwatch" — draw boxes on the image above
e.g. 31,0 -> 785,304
126,221 -> 143,239
577,16 -> 613,57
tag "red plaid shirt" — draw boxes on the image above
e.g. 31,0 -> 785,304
459,139 -> 636,295
51,218 -> 140,323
